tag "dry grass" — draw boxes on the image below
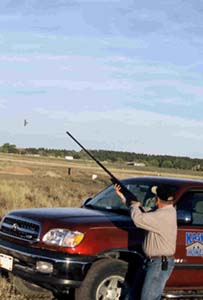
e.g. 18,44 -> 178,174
0,276 -> 24,300
0,163 -> 109,219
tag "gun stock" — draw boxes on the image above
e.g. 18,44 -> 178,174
66,131 -> 138,207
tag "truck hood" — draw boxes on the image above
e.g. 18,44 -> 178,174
8,207 -> 128,225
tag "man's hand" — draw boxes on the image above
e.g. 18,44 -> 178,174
114,183 -> 126,203
114,183 -> 141,207
114,184 -> 141,207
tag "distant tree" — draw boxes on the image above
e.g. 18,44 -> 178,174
25,148 -> 39,155
2,143 -> 203,172
150,159 -> 160,168
161,160 -> 173,168
0,143 -> 17,153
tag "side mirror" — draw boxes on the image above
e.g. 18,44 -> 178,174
82,197 -> 92,207
177,209 -> 192,225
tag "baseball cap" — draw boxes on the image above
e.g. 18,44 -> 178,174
151,184 -> 175,202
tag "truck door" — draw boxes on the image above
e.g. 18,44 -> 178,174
168,189 -> 203,287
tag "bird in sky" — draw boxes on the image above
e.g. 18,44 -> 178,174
24,119 -> 28,127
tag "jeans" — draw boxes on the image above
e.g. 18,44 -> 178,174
140,257 -> 175,300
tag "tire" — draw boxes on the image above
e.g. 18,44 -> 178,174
75,259 -> 129,300
11,275 -> 53,299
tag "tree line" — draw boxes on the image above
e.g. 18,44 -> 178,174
0,143 -> 203,171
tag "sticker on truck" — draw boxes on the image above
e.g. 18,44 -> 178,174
186,232 -> 203,256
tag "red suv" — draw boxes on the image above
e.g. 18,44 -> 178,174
0,176 -> 203,299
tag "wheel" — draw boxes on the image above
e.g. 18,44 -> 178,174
11,275 -> 53,299
75,259 -> 129,300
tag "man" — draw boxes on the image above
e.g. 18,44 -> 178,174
114,183 -> 177,300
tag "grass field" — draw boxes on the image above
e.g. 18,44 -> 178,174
0,153 -> 203,300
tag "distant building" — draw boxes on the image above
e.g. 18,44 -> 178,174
65,156 -> 74,160
127,161 -> 145,167
26,154 -> 40,157
134,162 -> 145,167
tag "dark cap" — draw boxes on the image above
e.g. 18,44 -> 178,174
151,184 -> 175,202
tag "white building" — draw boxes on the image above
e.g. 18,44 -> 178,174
65,156 -> 74,160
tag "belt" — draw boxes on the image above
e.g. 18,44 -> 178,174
149,255 -> 174,260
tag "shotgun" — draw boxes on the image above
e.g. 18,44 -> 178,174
66,131 -> 138,207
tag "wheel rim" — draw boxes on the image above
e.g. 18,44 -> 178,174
96,275 -> 127,300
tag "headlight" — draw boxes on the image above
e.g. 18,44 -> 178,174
42,229 -> 85,248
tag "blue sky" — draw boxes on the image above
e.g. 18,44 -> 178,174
0,0 -> 203,158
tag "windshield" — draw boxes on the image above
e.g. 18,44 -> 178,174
85,179 -> 159,212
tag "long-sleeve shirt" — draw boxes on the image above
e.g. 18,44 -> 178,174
130,204 -> 177,257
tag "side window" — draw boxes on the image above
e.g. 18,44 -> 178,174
91,182 -> 157,210
91,185 -> 126,209
177,191 -> 203,226
127,184 -> 149,203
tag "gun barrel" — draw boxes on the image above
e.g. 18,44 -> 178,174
66,131 -> 116,179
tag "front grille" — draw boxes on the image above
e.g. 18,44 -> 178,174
0,215 -> 41,242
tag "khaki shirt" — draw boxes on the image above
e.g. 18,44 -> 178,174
130,205 -> 177,257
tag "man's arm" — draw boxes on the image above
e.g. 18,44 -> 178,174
115,183 -> 161,232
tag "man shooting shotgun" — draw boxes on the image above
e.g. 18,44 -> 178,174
66,131 -> 139,207
66,131 -> 177,299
